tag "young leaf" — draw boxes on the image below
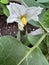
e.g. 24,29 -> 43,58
0,0 -> 9,4
0,3 -> 10,16
3,6 -> 10,16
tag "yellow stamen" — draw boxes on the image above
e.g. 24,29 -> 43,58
21,16 -> 27,26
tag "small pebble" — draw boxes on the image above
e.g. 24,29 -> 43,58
13,31 -> 16,34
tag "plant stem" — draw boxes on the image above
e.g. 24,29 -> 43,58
38,21 -> 47,33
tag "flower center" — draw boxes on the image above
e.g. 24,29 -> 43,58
21,16 -> 27,26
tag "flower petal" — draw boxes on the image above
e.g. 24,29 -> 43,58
7,3 -> 20,17
7,15 -> 18,23
7,4 -> 12,15
18,22 -> 24,30
27,15 -> 39,21
27,6 -> 43,21
31,15 -> 39,21
11,3 -> 27,16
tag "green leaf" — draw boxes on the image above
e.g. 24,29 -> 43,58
37,0 -> 49,3
0,0 -> 9,4
0,36 -> 29,65
21,47 -> 49,65
23,32 -> 31,46
28,34 -> 48,55
39,40 -> 48,55
0,35 -> 49,65
0,3 -> 4,15
23,0 -> 45,7
28,34 -> 41,45
42,3 -> 49,8
28,20 -> 40,27
0,8 -> 3,15
40,10 -> 49,28
23,0 -> 39,6
47,35 -> 49,46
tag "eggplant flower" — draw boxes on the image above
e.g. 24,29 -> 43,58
7,3 -> 43,30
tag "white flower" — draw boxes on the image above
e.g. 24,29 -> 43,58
7,2 -> 43,30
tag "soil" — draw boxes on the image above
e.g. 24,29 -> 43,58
0,15 -> 38,37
